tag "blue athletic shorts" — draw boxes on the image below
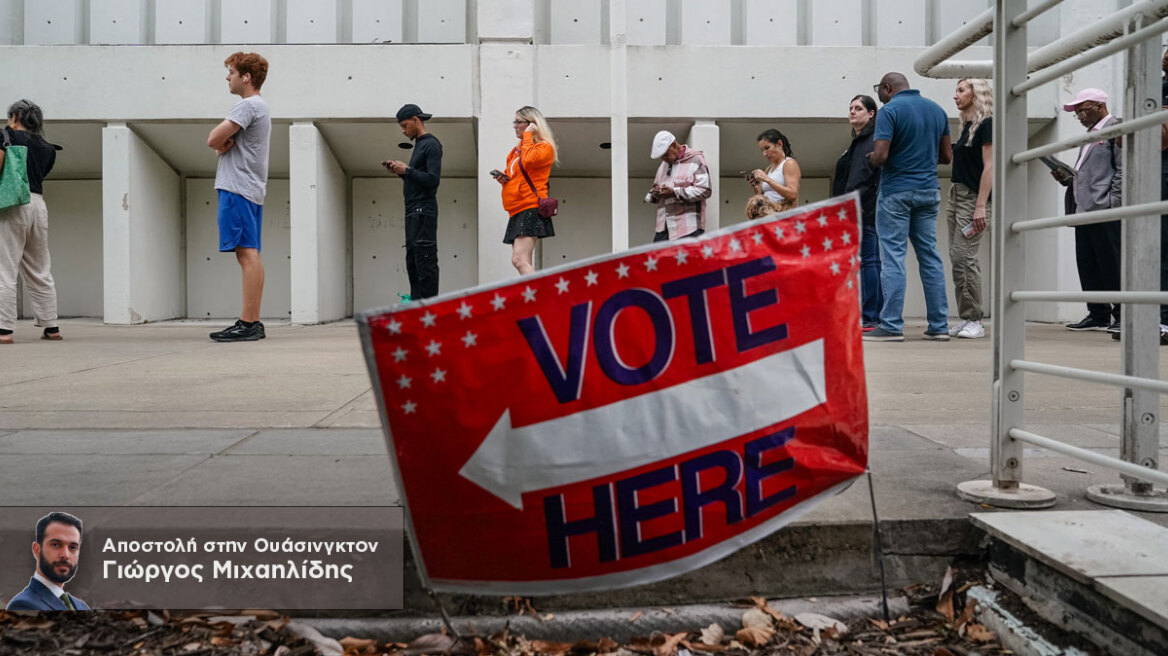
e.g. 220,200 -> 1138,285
217,189 -> 263,252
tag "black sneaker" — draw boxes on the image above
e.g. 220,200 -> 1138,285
210,320 -> 265,342
1106,320 -> 1120,333
1066,315 -> 1110,331
862,327 -> 905,342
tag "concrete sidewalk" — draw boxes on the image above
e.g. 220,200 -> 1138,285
0,317 -> 1165,606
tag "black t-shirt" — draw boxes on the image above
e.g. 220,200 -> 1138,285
952,117 -> 992,191
403,132 -> 442,213
2,127 -> 58,194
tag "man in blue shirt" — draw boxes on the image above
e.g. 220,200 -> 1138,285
865,72 -> 953,342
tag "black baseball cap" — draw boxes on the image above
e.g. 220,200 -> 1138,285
396,104 -> 432,122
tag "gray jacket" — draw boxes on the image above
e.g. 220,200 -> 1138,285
1070,115 -> 1123,213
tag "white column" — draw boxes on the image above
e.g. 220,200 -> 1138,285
609,0 -> 630,252
101,123 -> 183,324
289,121 -> 349,324
689,120 -> 720,232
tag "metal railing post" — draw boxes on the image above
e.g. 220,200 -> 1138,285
957,0 -> 1056,509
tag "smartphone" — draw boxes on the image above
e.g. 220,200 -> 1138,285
490,169 -> 509,180
962,222 -> 977,239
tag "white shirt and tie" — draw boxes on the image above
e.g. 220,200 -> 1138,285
32,570 -> 75,609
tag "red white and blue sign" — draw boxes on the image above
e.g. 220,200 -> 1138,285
357,194 -> 869,594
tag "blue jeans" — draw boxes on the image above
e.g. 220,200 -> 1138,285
876,189 -> 949,333
860,222 -> 883,326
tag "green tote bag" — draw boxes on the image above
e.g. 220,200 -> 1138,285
0,128 -> 31,210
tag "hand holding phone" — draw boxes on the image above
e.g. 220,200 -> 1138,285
490,169 -> 510,182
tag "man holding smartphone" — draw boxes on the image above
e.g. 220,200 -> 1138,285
382,104 -> 442,300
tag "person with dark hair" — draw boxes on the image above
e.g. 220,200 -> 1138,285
833,94 -> 882,331
748,128 -> 800,211
865,72 -> 952,343
207,51 -> 271,342
0,99 -> 63,345
494,106 -> 557,274
382,103 -> 442,300
6,512 -> 89,611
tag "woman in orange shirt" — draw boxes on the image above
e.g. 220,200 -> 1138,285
491,106 -> 557,275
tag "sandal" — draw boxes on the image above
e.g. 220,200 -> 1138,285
42,328 -> 62,341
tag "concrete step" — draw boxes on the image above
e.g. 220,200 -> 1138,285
971,509 -> 1168,656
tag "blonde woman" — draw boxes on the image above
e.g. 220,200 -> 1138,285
947,78 -> 993,339
491,106 -> 557,275
748,129 -> 800,211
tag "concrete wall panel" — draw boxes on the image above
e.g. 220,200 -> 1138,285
219,0 -> 274,44
540,179 -> 613,268
352,177 -> 477,310
0,0 -> 23,44
478,0 -> 531,41
289,123 -> 348,323
286,0 -> 338,44
743,0 -> 798,46
535,47 -> 611,116
24,0 -> 82,45
23,180 -> 104,318
155,0 -> 208,44
873,0 -> 926,47
934,0 -> 989,48
680,0 -> 731,45
352,0 -> 402,43
186,179 -> 292,319
809,0 -> 861,46
550,0 -> 601,45
89,0 -> 145,44
625,0 -> 666,45
416,0 -> 465,43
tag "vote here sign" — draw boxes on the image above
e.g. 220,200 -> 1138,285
357,193 -> 868,594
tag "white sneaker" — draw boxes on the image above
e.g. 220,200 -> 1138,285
958,320 -> 985,339
948,320 -> 970,337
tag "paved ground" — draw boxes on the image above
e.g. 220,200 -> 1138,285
1,317 -> 1163,521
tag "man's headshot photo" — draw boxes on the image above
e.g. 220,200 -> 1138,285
6,511 -> 89,611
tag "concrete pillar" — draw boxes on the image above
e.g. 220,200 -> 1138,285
101,123 -> 183,324
609,0 -> 630,252
289,122 -> 349,324
689,120 -> 720,232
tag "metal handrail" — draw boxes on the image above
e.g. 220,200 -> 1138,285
1012,0 -> 1065,28
1011,291 -> 1168,304
1013,109 -> 1168,164
1009,429 -> 1168,487
913,7 -> 993,79
1013,16 -> 1168,95
1011,359 -> 1168,394
1011,200 -> 1168,232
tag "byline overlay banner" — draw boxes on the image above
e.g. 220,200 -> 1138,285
357,193 -> 868,595
0,507 -> 403,610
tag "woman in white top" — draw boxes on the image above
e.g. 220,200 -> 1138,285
748,129 -> 801,211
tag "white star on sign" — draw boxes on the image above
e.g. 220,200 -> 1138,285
801,245 -> 811,258
522,286 -> 537,302
457,302 -> 473,319
841,232 -> 852,245
644,257 -> 658,271
556,277 -> 570,294
830,261 -> 841,275
849,254 -> 857,266
461,331 -> 478,347
491,293 -> 506,311
752,232 -> 764,245
838,208 -> 850,222
387,319 -> 402,335
585,270 -> 599,286
420,311 -> 436,328
822,237 -> 834,251
396,374 -> 412,389
846,278 -> 854,290
794,220 -> 807,234
431,368 -> 447,383
674,250 -> 688,265
425,340 -> 442,356
817,214 -> 829,227
729,238 -> 742,252
392,346 -> 408,363
701,245 -> 714,258
774,226 -> 785,239
616,263 -> 630,278
402,400 -> 417,415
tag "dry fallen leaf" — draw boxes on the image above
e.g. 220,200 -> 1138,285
403,632 -> 459,655
868,618 -> 889,631
966,623 -> 997,643
340,637 -> 379,650
653,632 -> 688,656
682,639 -> 724,653
936,566 -> 957,622
699,623 -> 724,646
530,640 -> 573,654
734,625 -> 775,647
741,608 -> 773,630
628,611 -> 644,623
794,612 -> 848,634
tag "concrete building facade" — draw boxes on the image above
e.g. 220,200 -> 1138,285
0,0 -> 1131,324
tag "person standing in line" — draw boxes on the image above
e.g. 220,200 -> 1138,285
382,104 -> 442,300
1053,88 -> 1123,333
864,72 -> 952,343
0,99 -> 62,344
832,95 -> 882,332
645,130 -> 711,242
206,51 -> 271,342
749,129 -> 801,211
947,79 -> 994,340
492,106 -> 557,275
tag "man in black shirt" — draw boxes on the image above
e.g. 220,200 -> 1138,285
382,104 -> 442,300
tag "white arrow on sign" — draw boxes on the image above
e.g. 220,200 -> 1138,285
458,339 -> 828,509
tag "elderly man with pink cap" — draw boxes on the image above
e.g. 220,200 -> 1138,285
644,130 -> 711,242
1053,88 -> 1123,333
